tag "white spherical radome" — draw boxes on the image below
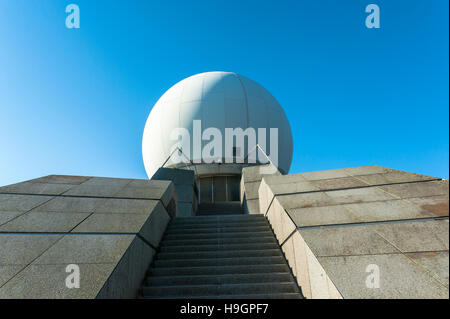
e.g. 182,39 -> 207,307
142,71 -> 293,178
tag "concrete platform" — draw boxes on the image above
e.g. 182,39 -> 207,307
258,165 -> 449,299
0,175 -> 177,298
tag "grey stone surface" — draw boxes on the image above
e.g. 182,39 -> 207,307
380,180 -> 449,199
175,184 -> 195,202
269,181 -> 319,195
63,184 -> 125,197
241,164 -> 281,183
0,265 -> 22,286
97,236 -> 156,298
258,165 -> 449,299
243,198 -> 260,215
0,211 -> 24,226
0,234 -> 62,265
405,251 -> 449,287
355,171 -> 438,185
0,263 -> 116,299
0,211 -> 90,233
32,196 -> 106,213
114,180 -> 174,204
242,181 -> 261,200
287,205 -> 358,227
80,177 -> 131,186
373,220 -> 449,253
0,174 -> 178,299
151,167 -> 195,216
299,225 -> 398,257
0,194 -> 54,212
73,201 -> 170,248
33,234 -> 135,264
311,177 -> 368,191
177,202 -> 194,217
72,213 -> 150,234
277,192 -> 336,209
343,165 -> 391,176
240,165 -> 282,216
301,169 -> 350,181
0,182 -> 75,195
342,199 -> 434,223
94,198 -> 159,214
262,173 -> 308,185
407,195 -> 449,217
29,175 -> 91,184
324,187 -> 397,204
152,167 -> 195,186
318,253 -> 448,298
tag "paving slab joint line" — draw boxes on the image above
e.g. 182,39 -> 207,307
0,232 -> 66,290
274,178 -> 443,198
296,216 -> 449,230
0,194 -> 57,228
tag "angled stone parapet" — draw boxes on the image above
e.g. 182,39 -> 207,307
0,175 -> 177,299
258,165 -> 449,299
151,168 -> 197,217
240,164 -> 281,214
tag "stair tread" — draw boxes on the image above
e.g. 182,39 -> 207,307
142,282 -> 298,296
143,281 -> 296,289
143,293 -> 302,299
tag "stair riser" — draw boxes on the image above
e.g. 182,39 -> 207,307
163,231 -> 272,240
156,249 -> 282,260
167,222 -> 268,230
142,283 -> 298,297
161,237 -> 276,246
165,226 -> 270,235
197,212 -> 244,216
154,256 -> 285,268
171,216 -> 265,224
160,243 -> 279,252
143,293 -> 301,299
148,264 -> 290,276
146,273 -> 293,286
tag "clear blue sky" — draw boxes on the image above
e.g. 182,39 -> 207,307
0,0 -> 448,186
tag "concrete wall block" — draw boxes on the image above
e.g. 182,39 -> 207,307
243,199 -> 260,214
176,202 -> 194,217
290,231 -> 311,299
96,236 -> 156,299
305,243 -> 342,299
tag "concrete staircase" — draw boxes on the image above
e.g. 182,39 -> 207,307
141,214 -> 303,299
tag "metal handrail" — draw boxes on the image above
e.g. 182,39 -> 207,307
160,147 -> 199,177
243,144 -> 276,168
160,144 -> 277,176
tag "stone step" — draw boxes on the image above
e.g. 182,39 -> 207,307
160,242 -> 279,253
198,202 -> 242,210
156,248 -> 282,260
165,225 -> 270,235
148,263 -> 290,276
160,236 -> 276,247
163,230 -> 272,241
146,272 -> 293,286
167,221 -> 269,230
171,214 -> 265,224
197,210 -> 244,216
153,256 -> 285,268
142,282 -> 298,297
143,293 -> 302,299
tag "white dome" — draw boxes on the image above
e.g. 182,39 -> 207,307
142,71 -> 293,178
